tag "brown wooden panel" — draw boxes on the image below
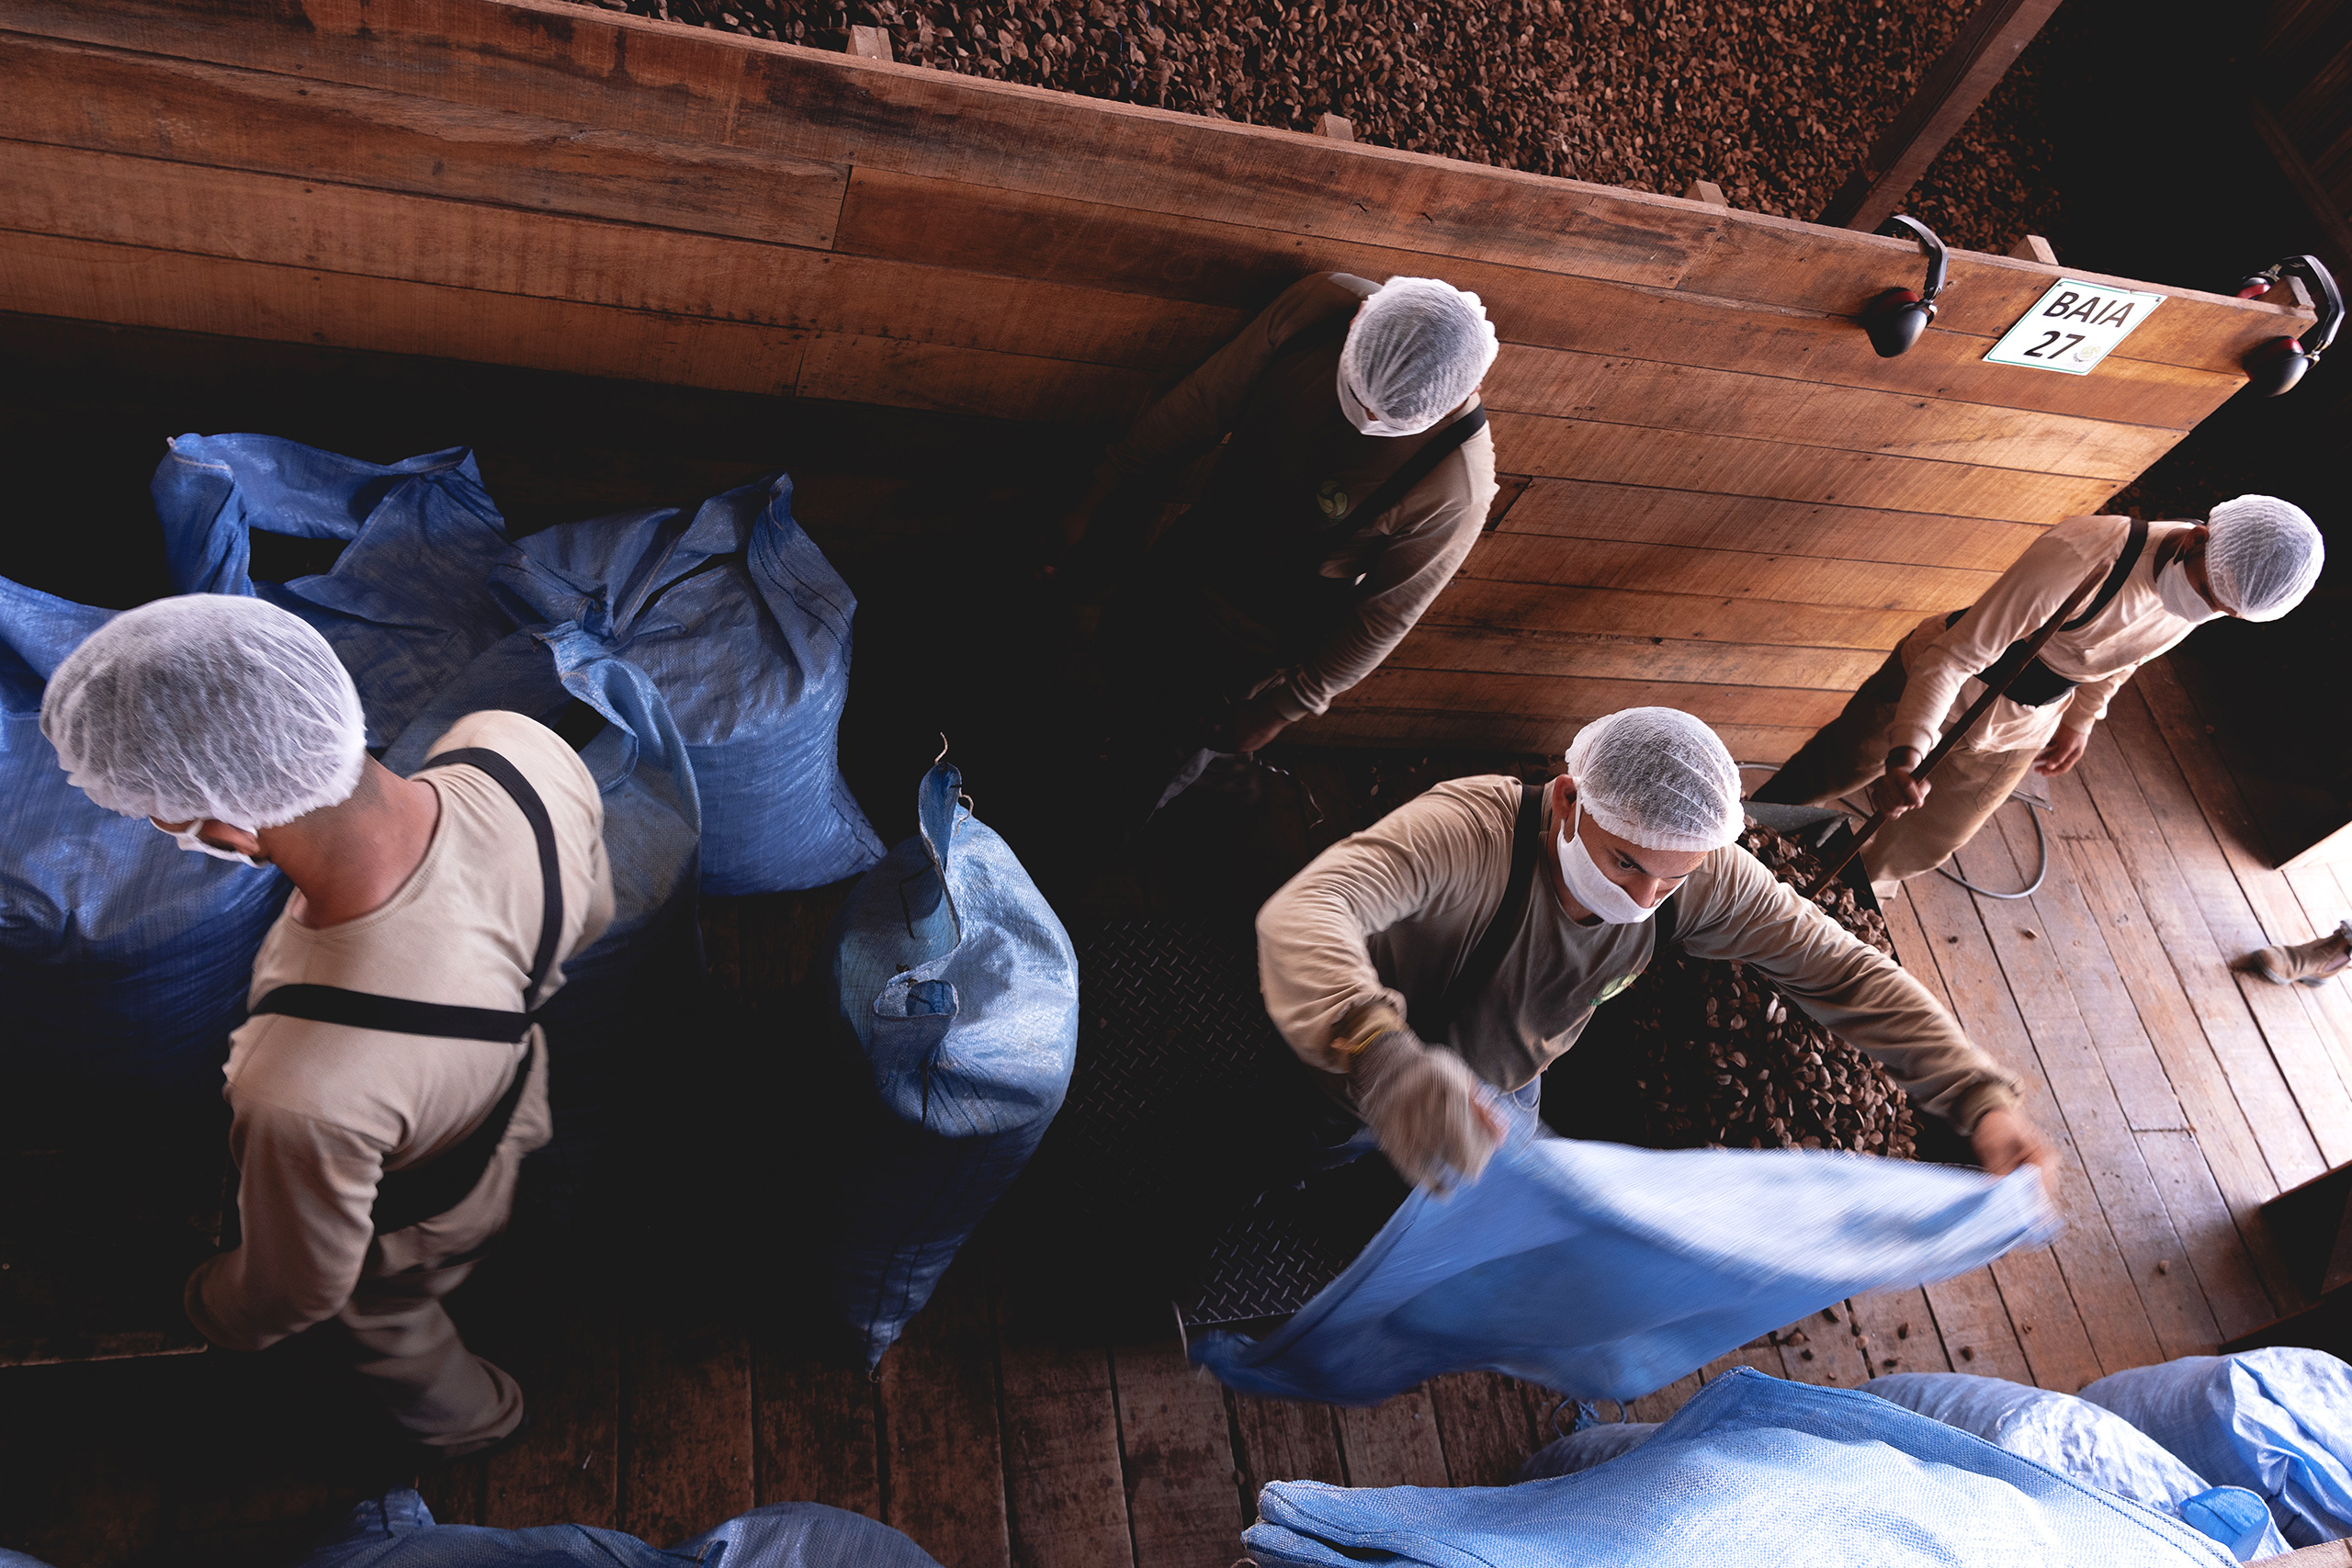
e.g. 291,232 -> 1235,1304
1381,625 -> 1888,693
1425,579 -> 1927,651
1229,1393 -> 1344,1503
0,139 -> 1241,375
1335,1390 -> 1449,1489
0,231 -> 810,396
1109,1338 -> 1245,1568
1848,1288 -> 1955,1378
483,1303 -> 623,1529
1485,345 -> 2177,481
878,1264 -> 1010,1568
1001,1337 -> 1134,1568
1460,533 -> 1995,613
835,168 -> 2245,431
1625,1371 -> 1703,1423
620,1312 -> 754,1547
1489,412 -> 2125,525
796,334 -> 1153,425
0,31 -> 847,247
751,1335 -> 880,1517
1425,1373 -> 1543,1488
1295,706 -> 1821,763
1498,479 -> 2047,572
1337,667 -> 1849,731
9,0 -> 2303,372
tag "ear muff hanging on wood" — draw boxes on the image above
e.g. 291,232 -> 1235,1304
2235,254 -> 2342,396
1860,215 -> 1950,358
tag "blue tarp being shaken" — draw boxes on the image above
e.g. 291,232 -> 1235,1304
1192,1109 -> 2058,1407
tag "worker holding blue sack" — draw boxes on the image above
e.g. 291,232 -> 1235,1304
40,595 -> 614,1460
1253,706 -> 2054,1193
1057,271 -> 1500,818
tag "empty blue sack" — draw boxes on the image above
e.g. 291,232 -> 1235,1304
2082,1348 -> 2352,1547
492,473 -> 882,895
1244,1368 -> 2238,1568
829,761 -> 1078,1367
1191,1109 -> 2057,1406
1,576 -> 290,1106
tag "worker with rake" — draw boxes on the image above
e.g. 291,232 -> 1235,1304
1754,498 -> 2325,897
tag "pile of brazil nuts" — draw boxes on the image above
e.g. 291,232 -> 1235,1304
1590,820 -> 1918,1158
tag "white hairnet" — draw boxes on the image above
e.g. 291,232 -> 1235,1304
2204,495 -> 2324,622
41,594 -> 367,829
1564,707 -> 1745,853
1338,277 -> 1502,434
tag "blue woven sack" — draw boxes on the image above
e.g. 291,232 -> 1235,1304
491,474 -> 882,895
829,761 -> 1078,1366
1868,1372 -> 2288,1560
2082,1348 -> 2352,1548
153,434 -> 515,749
288,1487 -> 944,1567
1244,1368 -> 2238,1568
1192,1108 -> 2058,1406
0,575 -> 289,1107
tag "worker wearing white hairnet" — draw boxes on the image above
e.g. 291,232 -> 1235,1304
1057,271 -> 1501,818
42,594 -> 614,1460
1757,498 -> 2325,892
1256,707 -> 2049,1192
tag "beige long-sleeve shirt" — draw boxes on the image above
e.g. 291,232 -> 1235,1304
186,711 -> 614,1352
1890,514 -> 2203,760
1098,271 -> 1498,719
1255,775 -> 2021,1133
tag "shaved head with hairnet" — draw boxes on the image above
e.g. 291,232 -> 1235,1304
1338,276 -> 1501,435
2203,495 -> 2324,622
42,594 -> 367,829
1565,706 -> 1746,853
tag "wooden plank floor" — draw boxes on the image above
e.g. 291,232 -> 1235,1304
5,658 -> 2348,1566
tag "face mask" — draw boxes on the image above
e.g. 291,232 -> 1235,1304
156,818 -> 266,869
1334,366 -> 1438,438
1555,800 -> 1658,925
2155,558 -> 2221,625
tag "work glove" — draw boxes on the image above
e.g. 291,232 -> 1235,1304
1352,1029 -> 1503,1194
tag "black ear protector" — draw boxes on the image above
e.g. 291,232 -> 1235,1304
2234,254 -> 2343,396
1860,215 -> 1950,358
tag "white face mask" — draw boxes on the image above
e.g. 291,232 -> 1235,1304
1555,800 -> 1658,925
1334,366 -> 1436,438
2155,559 -> 2221,625
155,818 -> 266,869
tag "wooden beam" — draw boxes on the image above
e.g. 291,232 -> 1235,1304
1312,112 -> 1354,141
2250,98 -> 2352,276
846,24 -> 892,62
1681,178 -> 1730,207
2009,234 -> 2059,265
1820,0 -> 2064,231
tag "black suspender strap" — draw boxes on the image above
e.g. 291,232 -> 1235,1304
1943,517 -> 2152,709
2064,515 -> 2151,631
1412,782 -> 1544,1045
248,745 -> 565,1235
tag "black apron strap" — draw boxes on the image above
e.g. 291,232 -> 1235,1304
1337,404 -> 1488,529
2063,515 -> 2151,631
1412,781 -> 1543,1045
246,745 -> 566,1235
1942,516 -> 2154,710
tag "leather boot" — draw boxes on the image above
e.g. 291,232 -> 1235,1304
2243,920 -> 2352,987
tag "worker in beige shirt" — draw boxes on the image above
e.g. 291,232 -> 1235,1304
1756,496 -> 2325,892
40,595 -> 613,1458
1059,270 -> 1500,818
1254,706 -> 2051,1193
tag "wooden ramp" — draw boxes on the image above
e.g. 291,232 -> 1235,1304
7,665 -> 2351,1567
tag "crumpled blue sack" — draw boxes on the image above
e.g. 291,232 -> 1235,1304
1192,1109 -> 2058,1406
491,473 -> 882,895
829,761 -> 1078,1367
2082,1348 -> 2352,1548
286,1487 -> 943,1567
1245,1368 -> 2237,1568
153,434 -> 516,750
1867,1372 -> 2288,1561
1517,1418 -> 1659,1480
0,575 -> 290,1105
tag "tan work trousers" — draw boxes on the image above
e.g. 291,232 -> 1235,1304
1753,649 -> 2041,891
337,1139 -> 531,1456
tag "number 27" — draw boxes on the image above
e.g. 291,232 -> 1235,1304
2023,331 -> 2087,358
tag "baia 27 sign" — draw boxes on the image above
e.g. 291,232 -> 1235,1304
1984,277 -> 2165,375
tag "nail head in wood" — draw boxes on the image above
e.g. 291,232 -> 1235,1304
2008,233 -> 2058,265
1313,113 -> 1354,142
1682,179 -> 1730,208
848,24 -> 893,61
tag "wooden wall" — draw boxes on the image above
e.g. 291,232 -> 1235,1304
2256,0 -> 2352,267
0,0 -> 2311,760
